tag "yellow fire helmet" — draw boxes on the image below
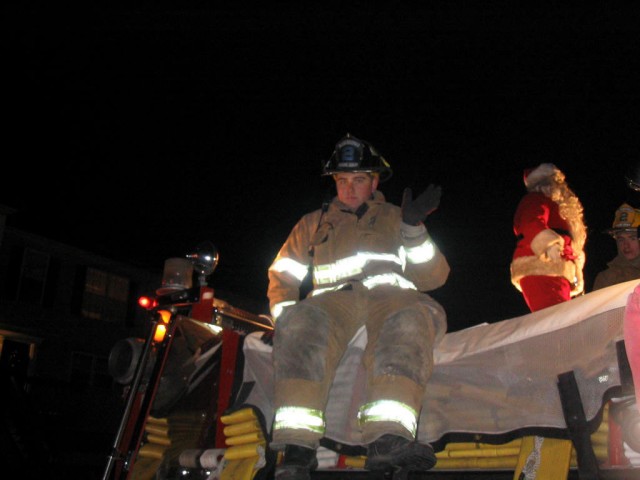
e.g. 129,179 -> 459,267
606,203 -> 640,236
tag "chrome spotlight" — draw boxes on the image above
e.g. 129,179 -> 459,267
186,241 -> 220,286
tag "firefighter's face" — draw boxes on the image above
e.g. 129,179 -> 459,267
615,231 -> 640,260
334,172 -> 378,210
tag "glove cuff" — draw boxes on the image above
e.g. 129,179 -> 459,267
401,222 -> 426,239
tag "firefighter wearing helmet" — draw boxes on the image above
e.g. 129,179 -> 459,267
267,134 -> 450,479
593,203 -> 640,290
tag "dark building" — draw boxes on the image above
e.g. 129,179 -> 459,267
0,204 -> 161,478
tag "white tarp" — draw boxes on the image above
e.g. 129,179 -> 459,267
236,279 -> 639,448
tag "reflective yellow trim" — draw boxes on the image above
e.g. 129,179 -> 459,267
270,258 -> 309,281
358,400 -> 418,436
362,273 -> 416,290
310,273 -> 417,297
400,238 -> 436,264
273,406 -> 325,434
313,252 -> 402,285
310,283 -> 350,296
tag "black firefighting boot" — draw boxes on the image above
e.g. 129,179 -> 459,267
274,444 -> 319,480
365,434 -> 437,477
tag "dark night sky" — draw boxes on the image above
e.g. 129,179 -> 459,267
3,4 -> 640,331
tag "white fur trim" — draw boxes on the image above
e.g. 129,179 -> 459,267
510,256 -> 583,296
524,163 -> 561,189
530,229 -> 564,257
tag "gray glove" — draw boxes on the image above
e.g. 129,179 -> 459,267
401,185 -> 442,225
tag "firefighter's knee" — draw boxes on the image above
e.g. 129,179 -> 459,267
374,308 -> 435,385
273,303 -> 330,381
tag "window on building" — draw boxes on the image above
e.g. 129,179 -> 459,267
17,248 -> 50,305
81,267 -> 130,322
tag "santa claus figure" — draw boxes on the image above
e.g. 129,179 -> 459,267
510,163 -> 587,312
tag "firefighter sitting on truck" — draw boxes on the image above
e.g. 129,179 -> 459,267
267,133 -> 450,479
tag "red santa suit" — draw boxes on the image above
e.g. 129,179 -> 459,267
510,165 -> 586,312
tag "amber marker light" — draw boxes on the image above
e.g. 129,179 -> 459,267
153,310 -> 172,343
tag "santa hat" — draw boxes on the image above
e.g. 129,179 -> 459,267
523,163 -> 563,189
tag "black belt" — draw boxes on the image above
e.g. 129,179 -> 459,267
516,228 -> 572,242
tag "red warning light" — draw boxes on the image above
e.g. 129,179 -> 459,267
138,296 -> 157,310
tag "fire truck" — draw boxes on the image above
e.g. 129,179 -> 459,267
101,242 -> 640,480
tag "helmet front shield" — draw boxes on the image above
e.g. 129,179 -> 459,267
606,203 -> 640,237
322,134 -> 392,183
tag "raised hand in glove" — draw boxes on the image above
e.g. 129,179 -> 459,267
401,184 -> 442,225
